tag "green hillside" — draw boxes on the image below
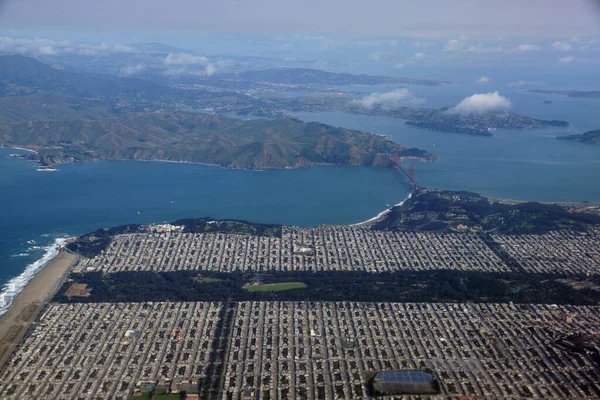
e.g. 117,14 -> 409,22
0,112 -> 434,169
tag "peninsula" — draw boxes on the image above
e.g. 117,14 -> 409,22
558,129 -> 600,145
0,112 -> 433,169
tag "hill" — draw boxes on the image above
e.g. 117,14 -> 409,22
371,189 -> 600,234
231,67 -> 450,86
0,112 -> 434,169
0,54 -> 167,98
557,129 -> 600,145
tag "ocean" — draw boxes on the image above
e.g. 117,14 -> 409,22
0,153 -> 409,314
1,81 -> 600,315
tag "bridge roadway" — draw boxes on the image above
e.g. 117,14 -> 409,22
390,156 -> 421,190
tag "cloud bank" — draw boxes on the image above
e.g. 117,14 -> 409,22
447,91 -> 511,115
552,41 -> 572,51
354,89 -> 424,109
119,64 -> 145,76
507,80 -> 540,87
446,39 -> 541,54
0,36 -> 135,57
164,52 -> 208,65
558,55 -> 575,63
395,52 -> 424,69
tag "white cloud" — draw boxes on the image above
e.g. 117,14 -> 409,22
395,52 -> 424,69
0,36 -> 134,57
552,41 -> 572,51
119,64 -> 145,77
203,63 -> 217,76
411,41 -> 433,48
476,76 -> 490,84
467,45 -> 505,53
354,88 -> 424,109
558,55 -> 575,63
445,39 -> 464,51
38,46 -> 57,55
447,91 -> 511,115
369,52 -> 385,61
164,52 -> 208,65
507,80 -> 540,87
514,44 -> 540,52
570,36 -> 580,42
465,43 -> 540,54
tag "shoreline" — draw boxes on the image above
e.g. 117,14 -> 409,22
1,146 -> 433,172
0,146 -> 38,154
0,249 -> 77,366
351,192 -> 413,227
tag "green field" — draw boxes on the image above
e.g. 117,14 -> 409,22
193,277 -> 224,284
151,394 -> 181,400
243,282 -> 307,292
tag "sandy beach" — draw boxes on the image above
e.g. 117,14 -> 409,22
0,250 -> 77,364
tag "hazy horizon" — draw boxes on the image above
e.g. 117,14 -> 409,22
1,0 -> 600,36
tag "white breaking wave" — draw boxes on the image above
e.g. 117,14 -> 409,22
351,192 -> 413,226
0,237 -> 67,317
11,253 -> 30,258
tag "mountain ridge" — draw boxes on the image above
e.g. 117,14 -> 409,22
0,112 -> 434,169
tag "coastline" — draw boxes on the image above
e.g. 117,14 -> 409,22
351,192 -> 413,227
0,249 -> 77,365
0,146 -> 38,154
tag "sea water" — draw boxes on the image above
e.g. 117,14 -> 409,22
0,150 -> 410,314
2,76 -> 600,315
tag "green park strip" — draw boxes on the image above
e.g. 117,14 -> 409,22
243,282 -> 308,292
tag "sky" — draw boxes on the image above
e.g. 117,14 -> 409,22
1,0 -> 600,36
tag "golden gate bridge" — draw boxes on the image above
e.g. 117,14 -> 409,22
391,152 -> 421,190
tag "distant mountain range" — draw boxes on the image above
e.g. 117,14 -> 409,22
0,54 -> 168,98
0,112 -> 433,169
0,54 -> 570,165
229,67 -> 450,86
558,129 -> 600,144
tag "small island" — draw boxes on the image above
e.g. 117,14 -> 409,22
557,129 -> 600,145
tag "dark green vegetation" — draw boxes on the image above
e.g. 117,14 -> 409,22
67,218 -> 282,258
66,224 -> 141,258
0,93 -> 118,124
0,112 -> 432,169
529,89 -> 600,99
372,189 -> 600,234
54,270 -> 600,305
228,67 -> 450,86
558,129 -> 600,145
173,217 -> 282,237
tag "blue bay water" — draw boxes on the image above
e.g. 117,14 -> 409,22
0,150 -> 410,312
1,73 -> 600,313
292,110 -> 600,202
